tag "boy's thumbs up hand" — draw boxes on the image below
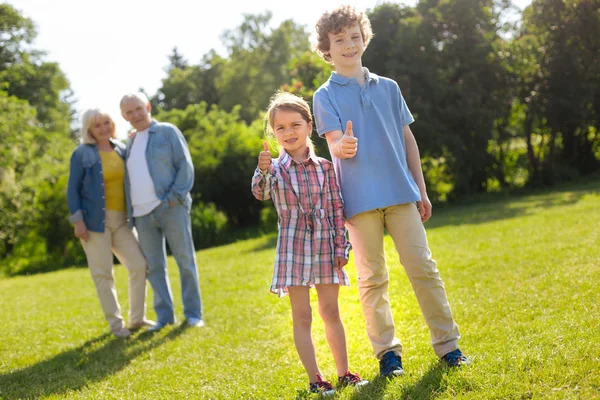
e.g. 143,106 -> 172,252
258,141 -> 272,172
338,120 -> 358,159
345,120 -> 354,137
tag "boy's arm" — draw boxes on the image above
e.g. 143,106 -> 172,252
324,121 -> 357,159
403,124 -> 432,223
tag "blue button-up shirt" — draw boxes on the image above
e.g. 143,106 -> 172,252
66,139 -> 126,232
125,119 -> 194,227
313,68 -> 420,219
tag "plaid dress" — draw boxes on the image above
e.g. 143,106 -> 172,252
251,148 -> 351,296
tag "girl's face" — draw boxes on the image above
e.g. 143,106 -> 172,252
272,109 -> 312,158
90,117 -> 113,143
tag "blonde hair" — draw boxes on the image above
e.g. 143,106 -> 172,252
80,108 -> 117,144
264,91 -> 315,153
315,4 -> 374,64
119,92 -> 150,109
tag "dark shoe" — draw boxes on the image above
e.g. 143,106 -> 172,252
338,370 -> 369,388
441,348 -> 471,367
309,373 -> 336,396
379,351 -> 405,377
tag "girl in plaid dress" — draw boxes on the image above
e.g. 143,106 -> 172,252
251,92 -> 367,395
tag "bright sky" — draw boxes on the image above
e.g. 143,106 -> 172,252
8,0 -> 531,138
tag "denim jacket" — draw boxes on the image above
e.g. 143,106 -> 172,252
66,140 -> 126,233
125,119 -> 194,227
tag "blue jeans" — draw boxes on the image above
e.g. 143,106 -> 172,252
135,201 -> 202,324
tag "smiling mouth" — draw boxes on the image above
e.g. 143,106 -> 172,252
343,51 -> 357,57
285,138 -> 297,144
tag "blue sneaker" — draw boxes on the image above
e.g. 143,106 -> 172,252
441,349 -> 471,367
379,351 -> 405,377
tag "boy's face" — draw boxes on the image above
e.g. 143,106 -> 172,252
325,23 -> 364,69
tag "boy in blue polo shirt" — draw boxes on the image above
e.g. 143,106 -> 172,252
312,5 -> 470,376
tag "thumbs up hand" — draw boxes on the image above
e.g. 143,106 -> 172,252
258,141 -> 272,172
337,120 -> 358,159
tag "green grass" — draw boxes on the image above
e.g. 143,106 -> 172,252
1,181 -> 599,399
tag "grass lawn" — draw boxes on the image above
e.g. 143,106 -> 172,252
1,181 -> 599,399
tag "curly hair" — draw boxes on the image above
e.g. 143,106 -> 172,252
315,5 -> 374,64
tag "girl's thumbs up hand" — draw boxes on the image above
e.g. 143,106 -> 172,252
258,141 -> 272,172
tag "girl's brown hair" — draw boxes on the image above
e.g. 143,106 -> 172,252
265,91 -> 315,153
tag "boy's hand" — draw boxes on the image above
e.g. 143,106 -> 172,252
334,256 -> 348,270
337,120 -> 358,159
258,141 -> 272,172
417,193 -> 432,223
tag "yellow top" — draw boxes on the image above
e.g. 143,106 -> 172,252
99,150 -> 126,212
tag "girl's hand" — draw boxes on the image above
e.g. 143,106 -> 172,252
258,141 -> 272,172
74,220 -> 89,242
334,256 -> 348,270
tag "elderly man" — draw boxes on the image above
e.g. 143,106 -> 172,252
121,92 -> 204,331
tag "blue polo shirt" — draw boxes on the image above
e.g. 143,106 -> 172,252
313,67 -> 421,219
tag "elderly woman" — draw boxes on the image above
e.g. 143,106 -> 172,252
67,108 -> 154,338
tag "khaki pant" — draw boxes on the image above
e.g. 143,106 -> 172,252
80,211 -> 148,332
346,203 -> 460,359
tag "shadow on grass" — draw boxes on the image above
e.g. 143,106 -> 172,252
345,363 -> 446,399
0,324 -> 189,399
399,363 -> 447,399
423,186 -> 590,230
243,234 -> 278,253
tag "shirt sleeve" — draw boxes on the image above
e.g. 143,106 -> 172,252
66,149 -> 84,224
166,124 -> 194,205
324,163 -> 351,259
251,166 -> 275,201
396,83 -> 415,127
313,90 -> 343,137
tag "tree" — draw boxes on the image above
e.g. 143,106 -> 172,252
364,1 -> 513,198
513,0 -> 599,184
216,13 -> 311,122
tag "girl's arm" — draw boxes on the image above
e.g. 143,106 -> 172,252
325,164 -> 351,259
251,166 -> 275,201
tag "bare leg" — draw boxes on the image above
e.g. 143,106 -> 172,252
316,284 -> 348,376
288,286 -> 321,382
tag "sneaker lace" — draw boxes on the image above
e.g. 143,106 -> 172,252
445,349 -> 464,363
340,371 -> 362,384
314,373 -> 334,391
382,353 -> 401,370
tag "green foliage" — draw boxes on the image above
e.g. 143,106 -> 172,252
155,103 -> 265,227
366,1 -> 513,197
190,201 -> 229,249
512,0 -> 600,184
216,13 -> 311,122
0,4 -> 77,275
0,3 -> 35,69
152,49 -> 225,112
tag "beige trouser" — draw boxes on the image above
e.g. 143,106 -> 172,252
346,203 -> 460,359
80,210 -> 148,332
